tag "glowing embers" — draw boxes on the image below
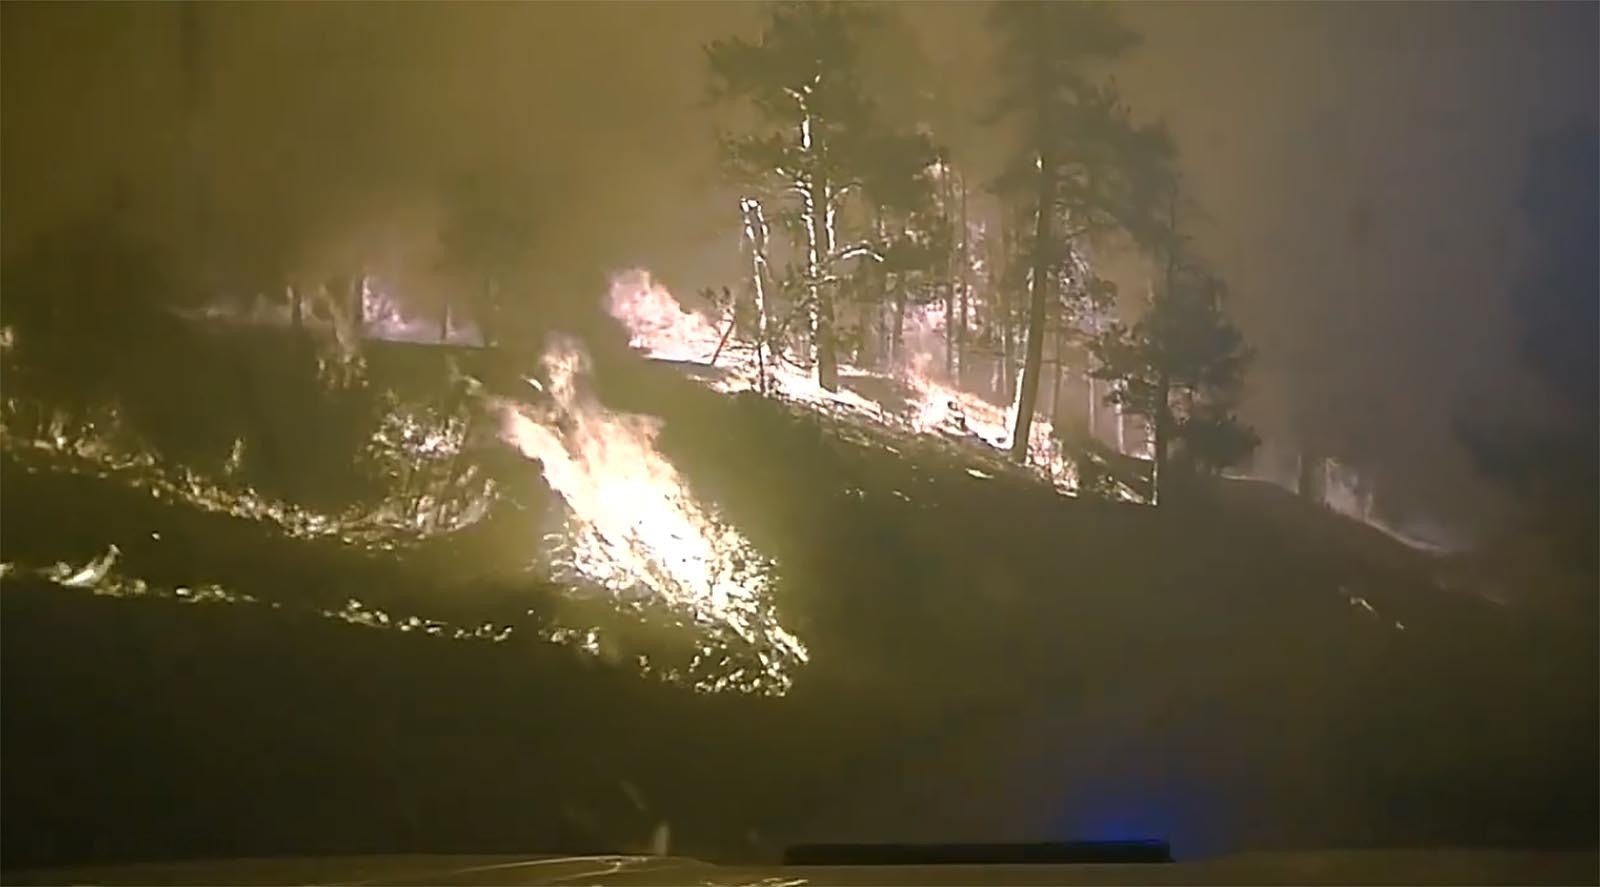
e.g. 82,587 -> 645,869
498,337 -> 807,694
1339,584 -> 1408,632
26,545 -> 258,607
8,547 -> 517,642
0,403 -> 497,551
321,597 -> 515,642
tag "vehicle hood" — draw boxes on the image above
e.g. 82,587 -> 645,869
5,849 -> 1597,885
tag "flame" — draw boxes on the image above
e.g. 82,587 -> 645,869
11,549 -> 517,640
605,270 -> 723,362
497,336 -> 807,687
0,403 -> 496,549
606,272 -> 1079,492
362,278 -> 485,347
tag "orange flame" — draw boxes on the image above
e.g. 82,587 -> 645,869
497,336 -> 807,690
606,272 -> 1078,491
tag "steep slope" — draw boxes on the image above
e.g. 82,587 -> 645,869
2,341 -> 1594,870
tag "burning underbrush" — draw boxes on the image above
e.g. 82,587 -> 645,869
602,272 -> 1451,557
605,270 -> 1140,501
0,399 -> 496,552
0,324 -> 810,694
497,336 -> 808,694
9,276 -> 1590,867
2,545 -> 517,643
0,267 -> 1168,698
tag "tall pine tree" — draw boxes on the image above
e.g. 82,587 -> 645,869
707,2 -> 890,391
1091,249 -> 1257,503
985,1 -> 1171,461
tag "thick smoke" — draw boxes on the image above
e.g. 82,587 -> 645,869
3,1 -> 1594,540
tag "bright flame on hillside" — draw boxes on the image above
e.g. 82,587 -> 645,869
497,336 -> 806,692
605,271 -> 1078,492
606,270 -> 722,363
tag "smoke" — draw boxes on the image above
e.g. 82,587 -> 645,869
1,2 -> 739,330
5,1 -> 1592,539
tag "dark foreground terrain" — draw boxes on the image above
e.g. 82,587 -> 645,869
3,348 -> 1595,871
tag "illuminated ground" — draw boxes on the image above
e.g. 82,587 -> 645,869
2,343 -> 1595,868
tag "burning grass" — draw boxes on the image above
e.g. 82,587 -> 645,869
604,270 -> 1095,497
0,401 -> 496,551
0,332 -> 810,695
497,336 -> 808,694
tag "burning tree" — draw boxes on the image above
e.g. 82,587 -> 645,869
706,1 -> 905,392
984,0 -> 1174,462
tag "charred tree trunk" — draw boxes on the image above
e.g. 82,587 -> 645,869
709,312 -> 736,366
480,276 -> 500,348
815,291 -> 839,390
999,282 -> 1014,400
942,164 -> 955,380
1050,327 -> 1064,424
1152,370 -> 1170,502
797,107 -> 838,392
816,178 -> 839,391
996,204 -> 1020,402
802,181 -> 838,390
958,173 -> 970,388
349,275 -> 365,332
943,275 -> 954,379
739,197 -> 772,393
882,299 -> 893,368
1149,187 -> 1181,506
1086,373 -> 1097,442
869,214 -> 888,371
892,282 -> 907,363
1010,151 -> 1056,463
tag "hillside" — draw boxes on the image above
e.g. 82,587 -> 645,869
2,339 -> 1595,871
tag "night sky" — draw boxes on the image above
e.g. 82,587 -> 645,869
4,1 -> 1595,538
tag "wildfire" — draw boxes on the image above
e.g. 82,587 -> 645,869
604,270 -> 1078,491
497,336 -> 807,690
606,270 -> 723,363
362,278 -> 485,347
6,547 -> 517,641
0,402 -> 496,550
905,365 -> 1070,484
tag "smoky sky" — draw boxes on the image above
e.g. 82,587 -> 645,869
3,1 -> 1595,536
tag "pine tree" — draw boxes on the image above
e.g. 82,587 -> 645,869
984,1 -> 1171,461
1091,256 -> 1257,503
707,2 -> 889,391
